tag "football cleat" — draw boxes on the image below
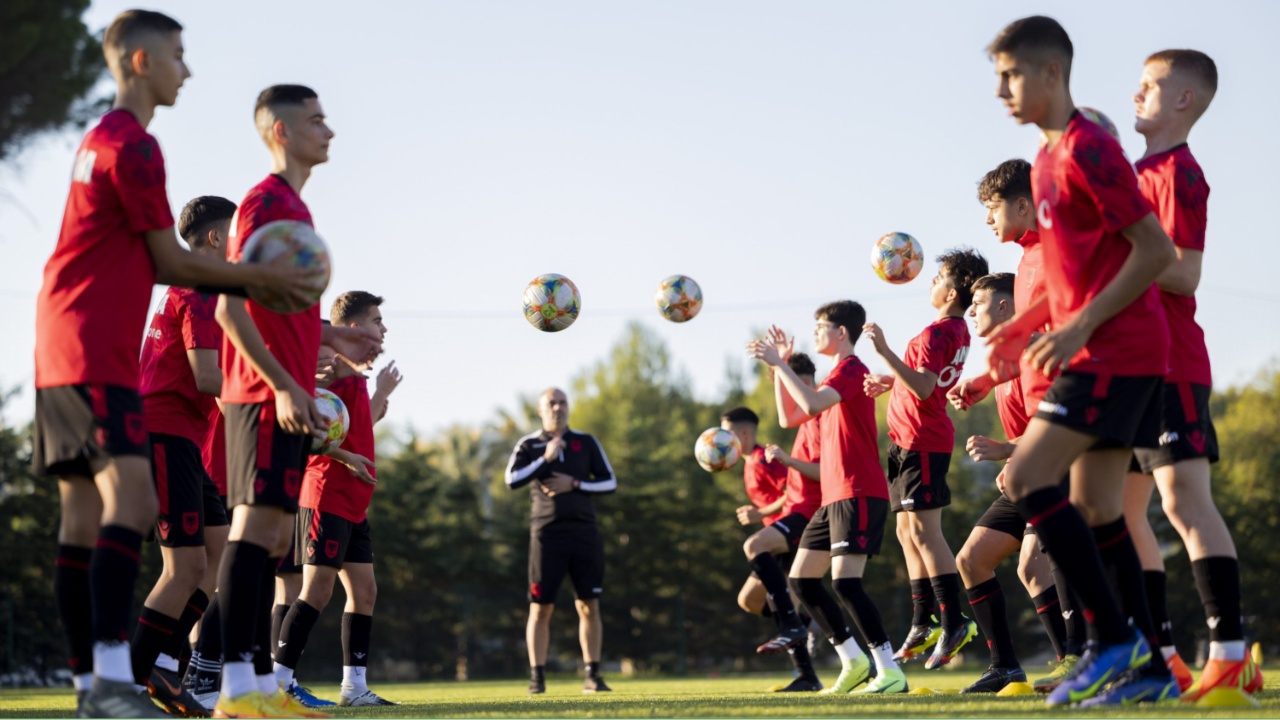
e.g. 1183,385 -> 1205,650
1166,652 -> 1194,693
583,675 -> 612,693
285,682 -> 336,708
338,690 -> 399,706
147,666 -> 210,717
818,654 -> 871,694
756,623 -> 809,655
1182,657 -> 1264,702
924,619 -> 978,670
1046,632 -> 1151,706
211,691 -> 297,718
851,666 -> 908,694
1076,669 -> 1179,707
893,623 -> 941,662
1032,654 -> 1079,693
770,676 -> 823,692
961,665 -> 1027,694
78,679 -> 168,718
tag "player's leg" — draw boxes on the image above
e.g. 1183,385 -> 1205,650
737,576 -> 767,615
526,531 -> 567,694
787,510 -> 862,694
888,445 -> 937,663
748,526 -> 808,652
335,520 -> 395,707
956,524 -> 1024,692
567,529 -> 609,693
55,477 -> 102,700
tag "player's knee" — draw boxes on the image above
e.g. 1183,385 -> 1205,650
737,587 -> 760,615
1016,554 -> 1036,588
168,550 -> 207,589
894,519 -> 913,545
956,544 -> 978,583
353,578 -> 377,611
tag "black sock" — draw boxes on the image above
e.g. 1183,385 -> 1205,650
789,577 -> 852,644
760,604 -> 773,619
1048,556 -> 1086,656
276,601 -> 321,670
1093,518 -> 1168,678
55,545 -> 94,677
530,665 -> 545,681
1033,587 -> 1067,660
832,577 -> 890,648
164,590 -> 209,663
788,643 -> 817,681
910,578 -> 934,627
193,592 -> 222,662
584,660 -> 601,679
271,604 -> 290,662
91,525 -> 144,649
968,578 -> 1017,669
216,541 -> 269,666
930,573 -> 964,631
1015,488 -> 1129,643
131,607 -> 179,684
1144,571 -> 1176,649
749,554 -> 800,627
253,562 -> 277,678
342,612 -> 373,668
1192,556 -> 1244,643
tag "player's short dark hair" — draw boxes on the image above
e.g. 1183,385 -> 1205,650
977,158 -> 1033,204
1147,49 -> 1218,95
971,272 -> 1015,300
330,291 -> 383,325
787,353 -> 816,378
255,84 -> 319,129
938,247 -> 990,308
103,10 -> 183,73
987,16 -> 1073,78
814,300 -> 866,341
721,407 -> 759,427
177,196 -> 236,247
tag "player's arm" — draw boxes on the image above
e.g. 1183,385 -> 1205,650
328,447 -> 376,485
1026,213 -> 1175,375
504,439 -> 547,490
180,296 -> 223,397
214,295 -> 324,437
966,434 -> 1016,463
144,228 -> 323,306
577,436 -> 617,493
862,323 -> 937,401
765,444 -> 819,481
1155,247 -> 1202,296
187,349 -> 221,397
757,495 -> 785,517
749,341 -> 838,422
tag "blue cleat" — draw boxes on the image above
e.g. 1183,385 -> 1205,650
286,681 -> 337,707
1076,670 -> 1180,707
1046,632 -> 1151,706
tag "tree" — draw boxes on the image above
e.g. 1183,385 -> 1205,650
0,0 -> 107,164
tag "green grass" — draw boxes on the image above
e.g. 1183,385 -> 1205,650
2,670 -> 1277,718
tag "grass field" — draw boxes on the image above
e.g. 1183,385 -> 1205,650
1,670 -> 1277,718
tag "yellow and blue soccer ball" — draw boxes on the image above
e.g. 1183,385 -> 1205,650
312,388 -> 350,455
694,427 -> 742,473
1078,106 -> 1120,141
655,274 -> 703,323
523,273 -> 581,332
239,219 -> 331,313
870,232 -> 924,284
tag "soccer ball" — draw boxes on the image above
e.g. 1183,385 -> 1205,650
312,388 -> 350,455
239,220 -> 331,314
1078,106 -> 1120,142
523,273 -> 581,332
694,427 -> 742,473
870,232 -> 924,284
655,275 -> 703,323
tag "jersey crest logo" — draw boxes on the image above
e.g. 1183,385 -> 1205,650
1188,430 -> 1206,454
182,512 -> 199,536
530,583 -> 543,599
125,413 -> 147,446
324,539 -> 340,559
570,440 -> 582,452
284,469 -> 301,499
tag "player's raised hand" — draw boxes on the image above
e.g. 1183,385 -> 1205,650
315,354 -> 336,388
331,449 -> 377,485
966,434 -> 1013,462
763,443 -> 791,466
948,375 -> 994,410
735,504 -> 763,526
322,323 -> 382,365
543,435 -> 567,463
746,339 -> 783,367
863,373 -> 893,398
861,322 -> 890,356
766,325 -> 794,361
376,360 -> 403,397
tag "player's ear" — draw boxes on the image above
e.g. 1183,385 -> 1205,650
205,228 -> 221,250
272,118 -> 289,145
130,47 -> 149,77
1176,87 -> 1195,112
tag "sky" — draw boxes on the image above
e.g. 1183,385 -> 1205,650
2,1 -> 1278,436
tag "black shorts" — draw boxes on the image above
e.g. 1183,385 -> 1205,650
975,493 -> 1028,541
1132,382 -> 1219,473
295,507 -> 374,568
33,384 -> 149,478
224,403 -> 307,512
529,525 -> 604,604
1035,372 -> 1162,450
277,533 -> 302,575
887,444 -> 951,512
151,433 -> 229,547
799,497 -> 888,557
769,512 -> 810,547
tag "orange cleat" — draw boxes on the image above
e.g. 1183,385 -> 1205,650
1244,656 -> 1264,694
1166,652 -> 1194,693
1183,657 -> 1261,702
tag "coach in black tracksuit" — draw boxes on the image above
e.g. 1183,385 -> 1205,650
505,387 -> 617,695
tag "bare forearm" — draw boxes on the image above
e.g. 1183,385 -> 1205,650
787,459 -> 820,481
1154,249 -> 1200,296
1076,216 -> 1176,333
758,496 -> 785,517
216,299 -> 293,393
879,350 -> 934,400
773,373 -> 807,428
776,364 -> 822,416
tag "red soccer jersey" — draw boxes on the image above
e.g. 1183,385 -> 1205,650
302,376 -> 376,523
35,109 -> 173,389
1013,231 -> 1054,411
1031,112 -> 1169,377
994,376 -> 1029,442
779,417 -> 822,520
815,354 -> 890,503
1137,145 -> 1211,386
221,175 -> 321,404
886,317 -> 970,453
202,406 -> 227,495
743,445 -> 788,526
139,288 -> 222,444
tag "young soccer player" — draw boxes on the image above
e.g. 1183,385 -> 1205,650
949,159 -> 1087,694
133,196 -> 238,716
1124,49 -> 1260,699
274,292 -> 401,707
862,248 -> 988,669
986,15 -> 1179,705
748,303 -> 906,695
721,390 -> 822,692
33,11 -> 321,717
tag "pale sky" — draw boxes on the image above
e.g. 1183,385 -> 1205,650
2,1 -> 1278,434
